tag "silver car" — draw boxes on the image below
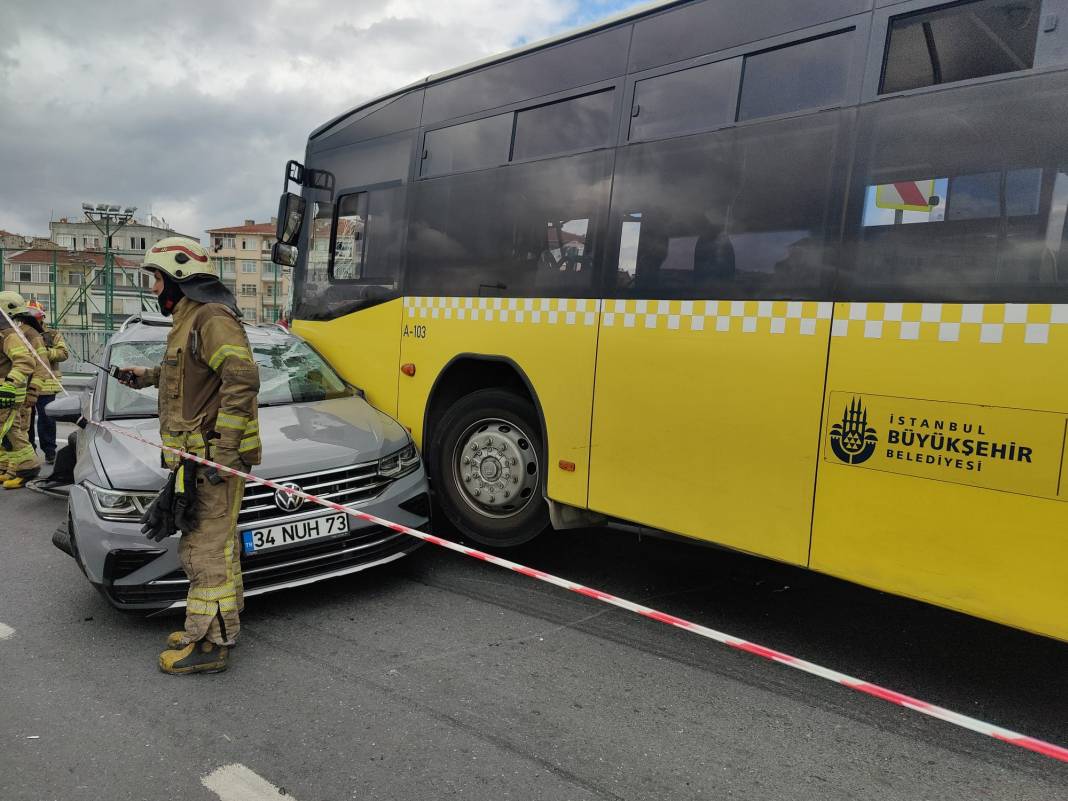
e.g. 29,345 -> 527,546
50,314 -> 429,612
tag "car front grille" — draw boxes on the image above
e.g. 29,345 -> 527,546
107,524 -> 421,607
237,461 -> 391,526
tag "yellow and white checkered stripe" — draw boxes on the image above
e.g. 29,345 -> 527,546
405,296 -> 599,326
833,303 -> 1068,345
601,299 -> 833,334
404,297 -> 1068,344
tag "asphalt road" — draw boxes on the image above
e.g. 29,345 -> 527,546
2,472 -> 1067,800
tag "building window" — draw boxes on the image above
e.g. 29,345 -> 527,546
241,261 -> 257,273
82,236 -> 101,249
140,237 -> 146,250
240,283 -> 257,296
214,257 -> 236,277
130,237 -> 137,249
213,235 -> 236,250
241,239 -> 253,250
240,307 -> 256,321
881,0 -> 1041,95
69,272 -> 84,286
56,234 -> 75,249
738,30 -> 854,121
13,264 -> 52,283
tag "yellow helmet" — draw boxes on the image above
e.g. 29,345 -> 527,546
0,290 -> 31,318
142,237 -> 215,282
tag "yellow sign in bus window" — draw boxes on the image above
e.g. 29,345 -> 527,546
874,179 -> 937,213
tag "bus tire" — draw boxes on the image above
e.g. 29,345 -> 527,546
430,388 -> 549,547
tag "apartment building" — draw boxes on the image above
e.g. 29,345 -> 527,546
49,216 -> 198,259
206,219 -> 288,323
1,248 -> 151,327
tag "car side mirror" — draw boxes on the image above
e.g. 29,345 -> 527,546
276,192 -> 306,246
46,394 -> 82,423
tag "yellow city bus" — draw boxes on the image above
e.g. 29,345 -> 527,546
274,0 -> 1068,642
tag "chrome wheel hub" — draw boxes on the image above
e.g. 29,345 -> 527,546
453,418 -> 539,518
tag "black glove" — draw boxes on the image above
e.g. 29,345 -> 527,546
141,468 -> 178,542
172,460 -> 199,534
0,384 -> 17,409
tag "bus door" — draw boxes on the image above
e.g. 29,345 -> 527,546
588,111 -> 850,565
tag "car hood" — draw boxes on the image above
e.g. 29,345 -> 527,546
92,396 -> 408,491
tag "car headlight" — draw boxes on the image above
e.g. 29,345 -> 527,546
377,442 -> 421,479
84,481 -> 158,521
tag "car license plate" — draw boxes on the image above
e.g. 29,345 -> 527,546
241,513 -> 349,554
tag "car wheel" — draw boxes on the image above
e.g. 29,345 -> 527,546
430,389 -> 549,547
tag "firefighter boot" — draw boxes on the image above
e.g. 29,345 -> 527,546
166,631 -> 185,649
159,639 -> 229,675
3,475 -> 27,490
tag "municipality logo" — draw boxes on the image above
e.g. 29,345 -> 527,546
830,397 -> 878,465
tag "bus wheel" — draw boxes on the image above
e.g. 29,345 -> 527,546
431,389 -> 549,547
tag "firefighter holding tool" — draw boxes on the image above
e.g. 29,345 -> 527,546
0,291 -> 47,489
118,237 -> 261,674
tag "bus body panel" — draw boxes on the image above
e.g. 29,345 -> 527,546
812,301 -> 1068,640
588,299 -> 833,566
294,299 -> 403,417
397,296 -> 600,509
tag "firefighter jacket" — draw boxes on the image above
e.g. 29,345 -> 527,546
18,322 -> 48,406
136,298 -> 261,470
0,322 -> 35,408
40,326 -> 69,395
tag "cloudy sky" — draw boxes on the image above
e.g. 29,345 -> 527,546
0,0 -> 643,244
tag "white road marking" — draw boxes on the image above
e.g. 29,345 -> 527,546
0,622 -> 14,640
202,764 -> 294,801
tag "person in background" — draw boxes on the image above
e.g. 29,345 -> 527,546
26,303 -> 69,464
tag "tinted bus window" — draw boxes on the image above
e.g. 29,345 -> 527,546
512,90 -> 615,161
630,59 -> 741,141
881,0 -> 1041,94
331,193 -> 368,280
629,0 -> 868,73
844,70 -> 1068,301
295,186 -> 407,320
406,151 -> 612,297
421,113 -> 512,177
738,30 -> 854,121
609,110 -> 849,299
422,26 -> 630,125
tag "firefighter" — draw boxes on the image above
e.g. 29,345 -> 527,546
118,237 -> 261,674
27,304 -> 69,464
0,291 -> 46,489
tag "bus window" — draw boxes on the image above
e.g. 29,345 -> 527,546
630,58 -> 741,142
420,113 -> 512,177
512,91 -> 615,161
845,70 -> 1068,300
331,193 -> 367,281
737,29 -> 854,121
407,151 -> 611,297
881,0 -> 1041,95
609,111 -> 846,299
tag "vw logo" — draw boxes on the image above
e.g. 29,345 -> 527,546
275,482 -> 304,512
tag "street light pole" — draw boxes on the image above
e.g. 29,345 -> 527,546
82,202 -> 136,331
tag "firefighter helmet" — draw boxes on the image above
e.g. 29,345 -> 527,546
0,291 -> 31,318
142,237 -> 216,282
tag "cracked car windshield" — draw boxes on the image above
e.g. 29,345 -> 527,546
104,339 -> 352,419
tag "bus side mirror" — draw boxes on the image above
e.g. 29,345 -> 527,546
272,242 -> 298,267
276,192 -> 306,246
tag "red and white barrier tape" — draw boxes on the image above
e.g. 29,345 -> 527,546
3,307 -> 1067,764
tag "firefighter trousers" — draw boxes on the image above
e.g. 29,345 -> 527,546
179,473 -> 245,646
0,404 -> 40,477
